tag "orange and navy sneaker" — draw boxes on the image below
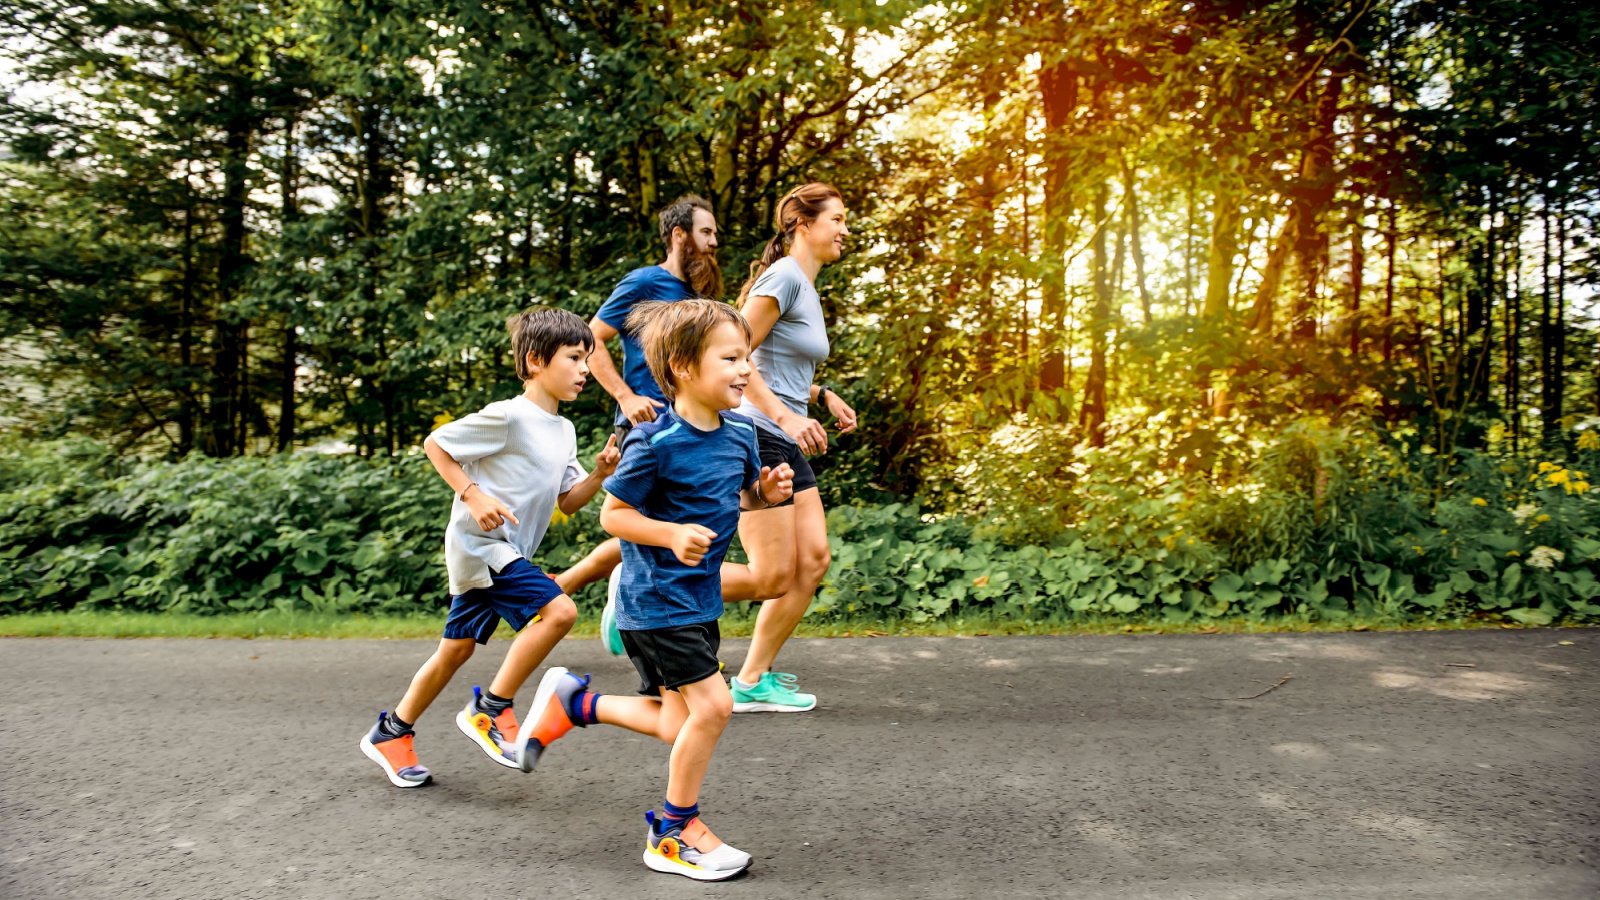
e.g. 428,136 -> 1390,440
359,712 -> 432,788
642,812 -> 752,881
513,666 -> 591,772
454,685 -> 521,769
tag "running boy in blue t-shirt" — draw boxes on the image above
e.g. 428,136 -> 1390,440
357,307 -> 621,788
505,299 -> 793,880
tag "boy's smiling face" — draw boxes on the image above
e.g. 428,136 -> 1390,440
530,342 -> 592,402
677,321 -> 751,412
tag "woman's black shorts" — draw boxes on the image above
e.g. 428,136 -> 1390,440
755,426 -> 817,507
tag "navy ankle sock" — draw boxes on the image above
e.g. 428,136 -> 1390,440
379,712 -> 412,738
565,690 -> 601,727
479,690 -> 513,716
661,800 -> 699,832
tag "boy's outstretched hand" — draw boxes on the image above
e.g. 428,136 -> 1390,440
670,523 -> 718,567
593,433 -> 621,478
759,463 -> 795,507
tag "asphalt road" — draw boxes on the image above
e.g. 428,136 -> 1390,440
2,630 -> 1596,899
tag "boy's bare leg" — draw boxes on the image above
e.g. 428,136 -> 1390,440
487,595 -> 578,699
394,637 -> 478,724
553,539 -> 622,596
723,504 -> 796,602
738,489 -> 826,683
665,674 -> 734,807
596,689 -> 689,744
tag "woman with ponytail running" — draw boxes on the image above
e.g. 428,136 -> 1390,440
727,183 -> 858,713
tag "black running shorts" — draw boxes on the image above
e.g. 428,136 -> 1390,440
621,620 -> 723,695
754,426 -> 818,507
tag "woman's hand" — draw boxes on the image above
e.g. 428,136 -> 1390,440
824,390 -> 858,434
778,412 -> 829,455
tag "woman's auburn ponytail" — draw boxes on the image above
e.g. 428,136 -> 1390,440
736,231 -> 788,308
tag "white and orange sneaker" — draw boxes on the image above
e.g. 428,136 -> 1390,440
359,713 -> 432,788
513,667 -> 591,772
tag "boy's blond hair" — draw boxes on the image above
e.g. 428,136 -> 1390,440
624,299 -> 751,402
506,306 -> 594,381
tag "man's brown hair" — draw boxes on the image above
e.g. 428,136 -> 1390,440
624,299 -> 750,402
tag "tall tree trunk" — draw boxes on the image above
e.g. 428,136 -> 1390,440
1203,186 -> 1240,319
1183,178 -> 1195,316
1348,196 -> 1364,357
1079,182 -> 1110,446
278,119 -> 299,453
1554,198 -> 1568,435
205,81 -> 255,457
179,162 -> 197,456
1540,198 -> 1558,445
1120,159 -> 1151,324
357,100 -> 396,456
1382,201 -> 1397,365
1037,57 -> 1077,395
1287,70 -> 1345,341
1251,69 -> 1346,337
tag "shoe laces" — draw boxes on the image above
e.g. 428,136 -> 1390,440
767,671 -> 801,693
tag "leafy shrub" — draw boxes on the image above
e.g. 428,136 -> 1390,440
2,426 -> 1596,626
0,439 -> 608,616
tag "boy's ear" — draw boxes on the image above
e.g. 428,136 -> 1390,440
525,350 -> 543,372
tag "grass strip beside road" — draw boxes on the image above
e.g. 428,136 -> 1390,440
0,608 -> 1549,640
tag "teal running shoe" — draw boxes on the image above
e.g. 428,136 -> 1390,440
730,671 -> 816,713
600,565 -> 625,656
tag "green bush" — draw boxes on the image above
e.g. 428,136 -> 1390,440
2,426 -> 1596,626
0,439 -> 608,616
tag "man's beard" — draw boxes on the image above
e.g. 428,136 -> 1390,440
684,244 -> 724,300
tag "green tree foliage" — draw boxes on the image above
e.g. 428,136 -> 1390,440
3,1 -> 1599,621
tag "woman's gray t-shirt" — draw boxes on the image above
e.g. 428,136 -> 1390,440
736,256 -> 830,437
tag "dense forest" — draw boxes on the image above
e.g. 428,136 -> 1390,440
2,1 -> 1598,623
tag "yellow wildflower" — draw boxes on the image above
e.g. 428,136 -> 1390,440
1471,497 -> 1488,507
1548,470 -> 1570,486
1534,514 -> 1551,524
1539,462 -> 1557,473
1567,481 -> 1591,495
1578,430 -> 1600,451
1506,550 -> 1521,557
432,411 -> 455,430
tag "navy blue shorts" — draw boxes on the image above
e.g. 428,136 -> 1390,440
442,559 -> 565,644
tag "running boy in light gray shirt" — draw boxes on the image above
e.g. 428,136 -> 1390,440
358,307 -> 621,788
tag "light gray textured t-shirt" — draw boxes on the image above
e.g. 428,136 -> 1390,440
736,256 -> 830,435
429,396 -> 584,595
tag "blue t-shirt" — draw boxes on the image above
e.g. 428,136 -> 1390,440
594,266 -> 695,425
602,408 -> 763,630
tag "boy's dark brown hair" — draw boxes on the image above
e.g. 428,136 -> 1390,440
506,306 -> 594,381
624,299 -> 751,402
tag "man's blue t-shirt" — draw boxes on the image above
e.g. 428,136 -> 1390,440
594,266 -> 695,426
602,408 -> 763,630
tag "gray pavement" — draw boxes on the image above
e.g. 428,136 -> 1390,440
1,630 -> 1596,899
